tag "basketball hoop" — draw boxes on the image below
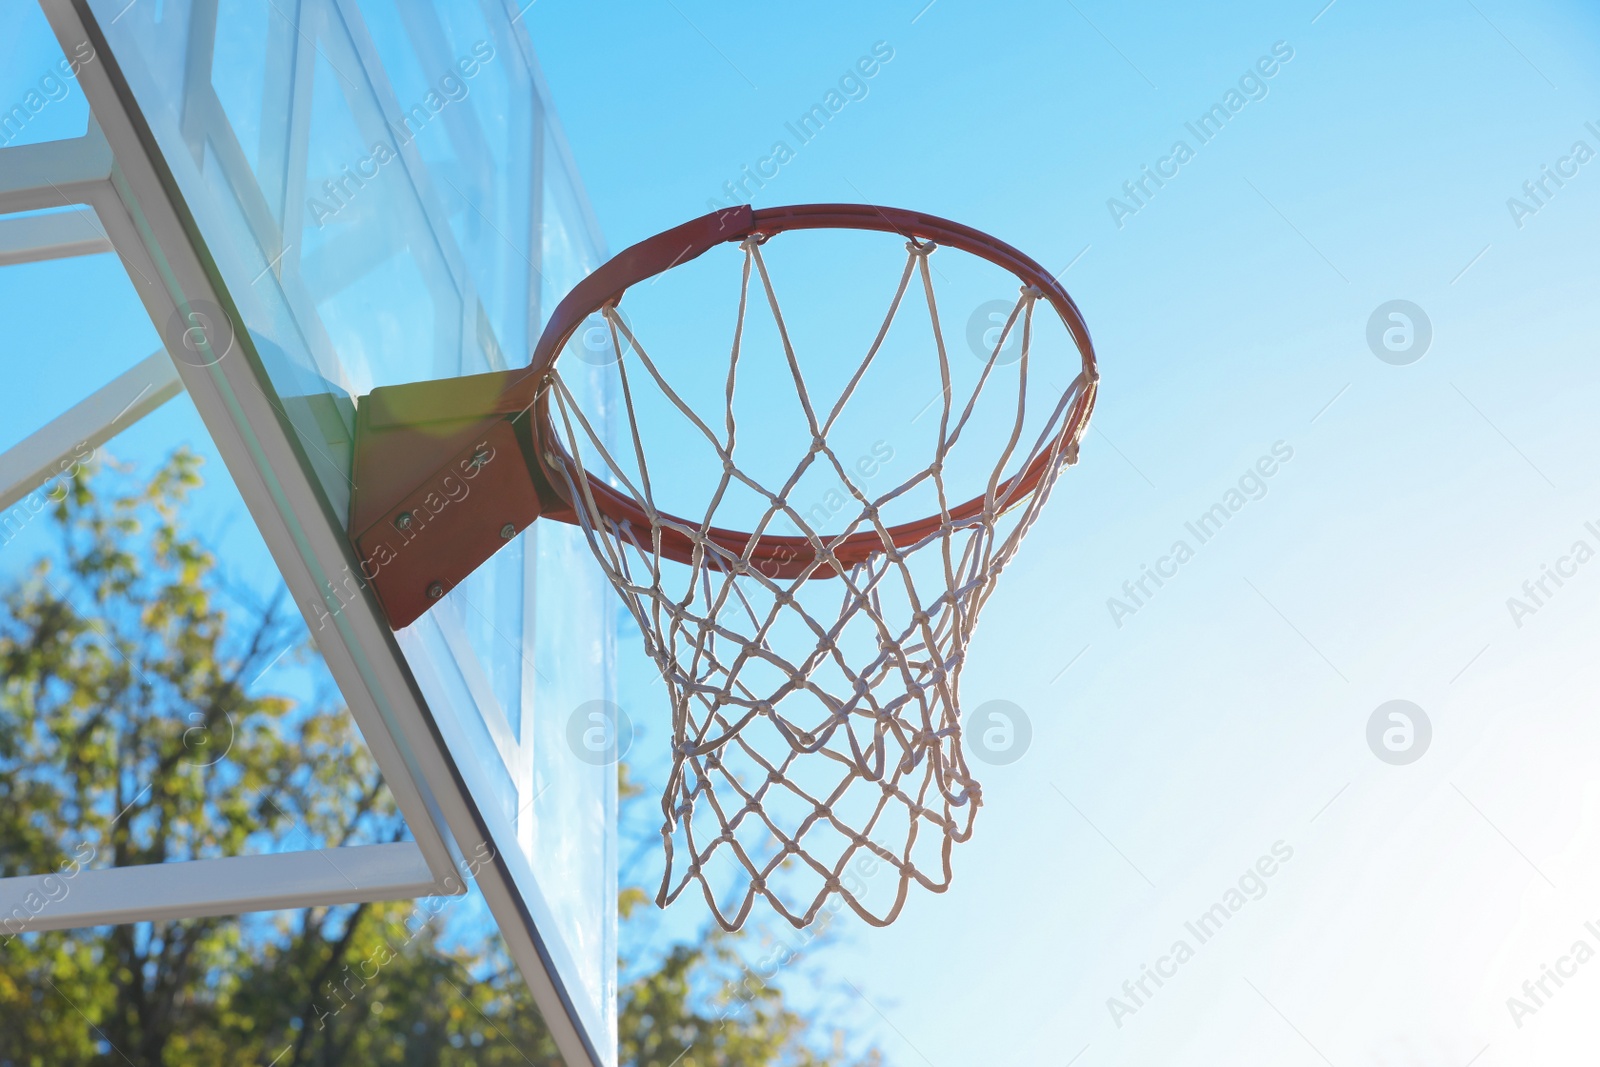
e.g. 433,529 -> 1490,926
347,203 -> 1098,930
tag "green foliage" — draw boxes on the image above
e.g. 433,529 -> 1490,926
0,451 -> 874,1067
618,927 -> 880,1067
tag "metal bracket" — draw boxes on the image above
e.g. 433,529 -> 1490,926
347,371 -> 567,629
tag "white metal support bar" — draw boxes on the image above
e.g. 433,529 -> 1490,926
0,842 -> 440,934
0,123 -> 111,214
0,208 -> 113,265
0,349 -> 180,512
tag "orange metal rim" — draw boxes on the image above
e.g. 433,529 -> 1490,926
528,204 -> 1099,579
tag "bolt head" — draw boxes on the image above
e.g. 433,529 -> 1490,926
426,581 -> 445,600
500,522 -> 516,540
394,511 -> 414,531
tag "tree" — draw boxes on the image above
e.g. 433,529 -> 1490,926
618,925 -> 880,1067
0,450 -> 879,1066
0,449 -> 566,1066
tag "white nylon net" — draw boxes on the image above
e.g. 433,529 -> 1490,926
543,234 -> 1092,929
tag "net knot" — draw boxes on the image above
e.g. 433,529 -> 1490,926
906,237 -> 936,256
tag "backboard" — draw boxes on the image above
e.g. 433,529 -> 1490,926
17,1 -> 620,1063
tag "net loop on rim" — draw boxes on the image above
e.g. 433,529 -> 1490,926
537,207 -> 1095,930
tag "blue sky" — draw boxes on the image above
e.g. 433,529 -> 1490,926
8,0 -> 1600,1062
526,1 -> 1600,1063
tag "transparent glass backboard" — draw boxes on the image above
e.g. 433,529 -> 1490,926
82,0 -> 617,1057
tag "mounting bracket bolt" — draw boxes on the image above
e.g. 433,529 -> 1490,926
426,581 -> 444,600
500,523 -> 516,540
394,511 -> 414,531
